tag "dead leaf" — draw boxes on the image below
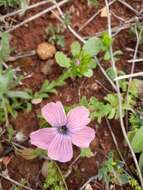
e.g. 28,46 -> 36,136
100,6 -> 108,17
17,148 -> 38,160
41,160 -> 49,177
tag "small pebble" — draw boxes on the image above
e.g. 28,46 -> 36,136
37,42 -> 56,60
90,83 -> 98,91
31,98 -> 42,105
15,131 -> 28,143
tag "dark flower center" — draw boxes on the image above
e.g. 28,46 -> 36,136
58,125 -> 68,135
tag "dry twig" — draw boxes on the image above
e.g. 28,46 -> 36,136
104,0 -> 143,188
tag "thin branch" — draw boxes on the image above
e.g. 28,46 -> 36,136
0,173 -> 34,190
117,0 -> 142,16
114,72 -> 143,81
3,0 -> 70,34
79,176 -> 98,190
83,17 -> 136,39
8,50 -> 36,62
78,0 -> 116,32
0,0 -> 51,20
128,58 -> 143,63
104,0 -> 143,188
64,154 -> 80,178
125,26 -> 143,130
106,119 -> 131,174
129,26 -> 143,83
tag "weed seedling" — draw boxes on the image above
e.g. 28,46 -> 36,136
32,71 -> 70,102
55,41 -> 97,78
98,152 -> 141,189
46,24 -> 65,48
0,66 -> 31,126
98,153 -> 129,188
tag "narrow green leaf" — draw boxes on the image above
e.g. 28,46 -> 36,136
139,152 -> 143,171
7,91 -> 31,99
131,127 -> 143,153
0,32 -> 11,62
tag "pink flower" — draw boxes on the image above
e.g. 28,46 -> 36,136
30,101 -> 95,163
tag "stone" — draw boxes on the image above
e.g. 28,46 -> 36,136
37,42 -> 56,60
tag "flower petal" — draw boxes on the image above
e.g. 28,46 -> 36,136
71,127 -> 95,148
42,101 -> 67,127
48,134 -> 73,162
67,106 -> 90,130
30,128 -> 57,150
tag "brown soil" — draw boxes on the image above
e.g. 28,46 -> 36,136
0,0 -> 143,190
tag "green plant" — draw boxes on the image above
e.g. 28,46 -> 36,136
128,126 -> 143,173
84,33 -> 122,61
129,112 -> 143,131
65,78 -> 137,123
97,153 -> 129,187
55,34 -> 122,78
7,125 -> 15,142
79,90 -> 135,123
11,179 -> 30,190
32,71 -> 70,102
43,161 -> 67,190
46,24 -> 65,48
87,0 -> 98,7
80,147 -> 93,158
55,41 -> 97,78
0,0 -> 28,8
63,12 -> 72,26
130,22 -> 143,45
129,178 -> 142,190
0,67 -> 31,125
98,152 -> 141,189
0,32 -> 11,64
125,80 -> 143,174
0,0 -> 19,7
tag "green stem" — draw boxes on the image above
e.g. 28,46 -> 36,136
2,97 -> 9,127
55,70 -> 71,87
54,161 -> 69,190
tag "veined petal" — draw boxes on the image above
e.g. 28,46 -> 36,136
67,106 -> 90,130
71,127 -> 95,148
48,134 -> 73,162
30,128 -> 57,150
42,101 -> 67,127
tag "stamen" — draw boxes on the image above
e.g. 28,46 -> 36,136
58,125 -> 68,135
